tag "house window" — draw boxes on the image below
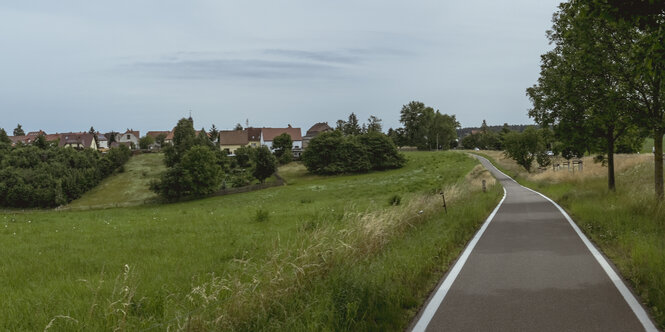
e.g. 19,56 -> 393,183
127,135 -> 131,139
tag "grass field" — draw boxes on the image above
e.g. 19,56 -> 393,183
474,150 -> 665,329
0,151 -> 501,331
64,153 -> 165,210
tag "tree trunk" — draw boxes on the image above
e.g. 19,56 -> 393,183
654,128 -> 664,198
607,135 -> 615,191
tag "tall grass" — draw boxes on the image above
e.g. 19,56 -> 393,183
474,150 -> 665,329
0,151 -> 501,330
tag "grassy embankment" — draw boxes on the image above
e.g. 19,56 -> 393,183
1,151 -> 501,331
64,153 -> 165,210
475,150 -> 665,329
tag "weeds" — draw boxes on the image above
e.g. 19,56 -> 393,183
254,208 -> 270,222
388,194 -> 401,206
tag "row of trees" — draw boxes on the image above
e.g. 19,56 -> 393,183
528,0 -> 665,195
0,133 -> 131,208
150,118 -> 278,200
388,101 -> 459,150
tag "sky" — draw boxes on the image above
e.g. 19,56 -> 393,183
0,0 -> 562,135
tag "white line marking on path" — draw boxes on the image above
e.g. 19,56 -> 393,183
411,186 -> 507,332
477,155 -> 658,332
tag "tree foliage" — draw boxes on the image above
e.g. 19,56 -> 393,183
253,146 -> 277,183
139,135 -> 155,150
0,144 -> 131,208
13,124 -> 25,136
399,101 -> 459,150
302,131 -> 404,175
272,133 -> 292,158
503,127 -> 546,172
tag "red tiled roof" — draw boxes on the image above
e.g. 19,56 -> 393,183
262,127 -> 302,141
219,130 -> 248,145
122,130 -> 140,138
146,131 -> 170,139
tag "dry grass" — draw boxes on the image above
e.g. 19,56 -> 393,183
175,165 -> 489,330
476,150 -> 651,184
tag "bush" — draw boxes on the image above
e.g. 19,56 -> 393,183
302,131 -> 404,175
278,149 -> 292,165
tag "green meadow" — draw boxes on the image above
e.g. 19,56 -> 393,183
64,153 -> 165,210
1,151 -> 501,331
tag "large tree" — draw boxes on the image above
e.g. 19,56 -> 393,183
585,0 -> 665,197
527,1 -> 638,191
399,101 -> 459,150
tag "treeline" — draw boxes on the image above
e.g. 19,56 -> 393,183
150,118 -> 278,200
0,130 -> 131,208
457,124 -> 531,138
527,0 -> 665,194
387,101 -> 459,150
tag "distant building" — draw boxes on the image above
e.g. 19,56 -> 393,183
116,130 -> 140,149
219,130 -> 249,154
59,132 -> 98,150
303,122 -> 333,148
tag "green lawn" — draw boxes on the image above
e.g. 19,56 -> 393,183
0,151 -> 501,331
474,150 -> 665,329
64,153 -> 165,210
641,137 -> 665,153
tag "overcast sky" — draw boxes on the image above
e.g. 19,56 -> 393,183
0,0 -> 561,134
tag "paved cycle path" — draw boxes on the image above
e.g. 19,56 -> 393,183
412,155 -> 657,332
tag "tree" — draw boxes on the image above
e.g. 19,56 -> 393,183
272,133 -> 292,158
527,1 -> 638,190
0,129 -> 10,144
89,126 -> 98,147
151,146 -> 223,199
357,132 -> 405,170
196,128 -> 215,150
342,113 -> 362,136
166,117 -> 196,166
13,124 -> 25,136
503,127 -> 544,172
209,124 -> 219,146
234,123 -> 243,131
367,115 -> 383,133
155,133 -> 167,147
107,131 -> 117,145
234,146 -> 255,168
399,101 -> 459,150
139,135 -> 155,150
253,146 -> 276,183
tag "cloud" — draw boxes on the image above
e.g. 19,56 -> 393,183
122,47 -> 411,80
128,58 -> 341,80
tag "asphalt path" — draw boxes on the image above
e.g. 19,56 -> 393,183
411,155 -> 658,332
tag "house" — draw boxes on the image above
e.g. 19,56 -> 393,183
116,130 -> 140,149
97,134 -> 109,150
145,130 -> 170,149
247,127 -> 262,148
303,122 -> 333,148
59,132 -> 98,150
261,126 -> 303,159
219,130 -> 249,154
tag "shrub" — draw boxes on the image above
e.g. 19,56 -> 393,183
302,131 -> 404,175
278,149 -> 292,165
